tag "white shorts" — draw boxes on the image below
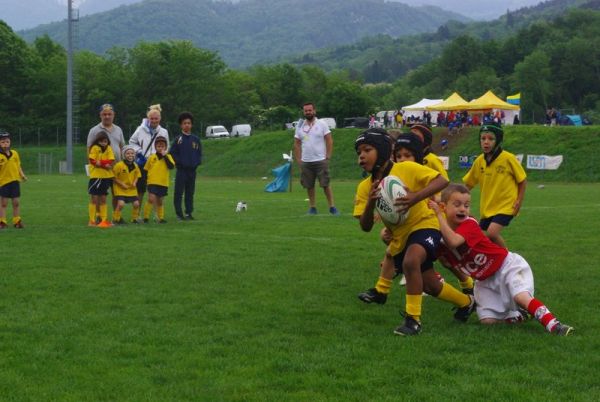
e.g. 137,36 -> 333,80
474,252 -> 535,321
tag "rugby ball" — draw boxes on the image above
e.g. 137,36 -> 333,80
376,175 -> 409,225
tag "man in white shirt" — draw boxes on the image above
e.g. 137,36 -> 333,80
293,103 -> 339,215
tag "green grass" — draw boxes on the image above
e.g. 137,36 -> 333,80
1,176 -> 599,401
17,125 -> 600,183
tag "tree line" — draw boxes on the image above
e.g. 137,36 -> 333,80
1,8 -> 600,142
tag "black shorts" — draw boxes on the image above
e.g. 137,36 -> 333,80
115,196 -> 139,204
0,181 -> 20,198
393,229 -> 441,276
300,160 -> 330,189
147,184 -> 168,197
88,178 -> 113,196
479,214 -> 514,230
137,170 -> 148,194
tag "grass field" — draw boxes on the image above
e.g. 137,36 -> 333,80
1,176 -> 600,401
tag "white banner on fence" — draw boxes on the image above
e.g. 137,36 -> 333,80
437,156 -> 449,170
526,155 -> 563,170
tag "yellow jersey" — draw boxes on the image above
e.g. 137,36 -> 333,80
354,161 -> 441,255
463,150 -> 527,219
0,150 -> 22,186
88,145 -> 115,179
424,153 -> 449,180
145,153 -> 175,187
112,161 -> 141,197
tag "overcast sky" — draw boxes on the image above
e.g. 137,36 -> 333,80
1,0 -> 544,31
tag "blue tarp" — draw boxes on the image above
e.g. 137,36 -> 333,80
265,162 -> 291,192
560,114 -> 583,126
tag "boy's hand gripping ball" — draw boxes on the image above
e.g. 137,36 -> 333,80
376,175 -> 409,226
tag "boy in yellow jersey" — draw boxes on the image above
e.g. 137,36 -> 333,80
112,145 -> 142,224
353,129 -> 475,336
408,124 -> 449,183
0,131 -> 27,229
463,125 -> 527,248
143,136 -> 174,223
392,133 -> 475,295
88,131 -> 115,228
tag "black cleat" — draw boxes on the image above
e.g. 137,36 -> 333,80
552,323 -> 574,336
454,295 -> 476,323
358,288 -> 388,305
185,214 -> 194,220
394,314 -> 422,336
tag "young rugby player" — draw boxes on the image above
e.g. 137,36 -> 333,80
0,131 -> 27,229
112,145 -> 142,224
143,136 -> 175,223
353,129 -> 475,336
463,125 -> 527,247
429,184 -> 573,336
88,131 -> 115,228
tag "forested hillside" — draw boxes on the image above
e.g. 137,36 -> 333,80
287,0 -> 600,82
18,0 -> 468,68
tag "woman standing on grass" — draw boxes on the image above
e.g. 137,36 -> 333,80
129,104 -> 169,221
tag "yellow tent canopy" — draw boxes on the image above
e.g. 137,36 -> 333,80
463,90 -> 520,111
426,92 -> 468,111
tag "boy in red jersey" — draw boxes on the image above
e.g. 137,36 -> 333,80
429,184 -> 573,335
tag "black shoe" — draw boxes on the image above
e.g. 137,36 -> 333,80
143,218 -> 149,224
131,219 -> 140,224
176,214 -> 185,221
158,219 -> 167,224
185,214 -> 194,220
552,323 -> 574,336
454,295 -> 476,323
394,314 -> 422,336
358,288 -> 387,305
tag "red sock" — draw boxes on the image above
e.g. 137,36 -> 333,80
527,298 -> 558,332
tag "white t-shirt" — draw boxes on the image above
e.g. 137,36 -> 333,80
294,118 -> 331,162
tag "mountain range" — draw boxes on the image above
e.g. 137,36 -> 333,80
18,0 -> 469,68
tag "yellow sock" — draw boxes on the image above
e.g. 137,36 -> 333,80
132,206 -> 140,220
144,202 -> 153,219
99,204 -> 108,222
437,282 -> 471,307
459,276 -> 474,291
157,205 -> 164,220
112,210 -> 121,222
405,294 -> 422,322
12,216 -> 21,224
88,203 -> 96,223
375,276 -> 392,295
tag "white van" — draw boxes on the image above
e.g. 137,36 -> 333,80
320,117 -> 337,130
231,124 -> 252,137
205,125 -> 230,138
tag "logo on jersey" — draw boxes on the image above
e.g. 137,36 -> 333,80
459,252 -> 489,276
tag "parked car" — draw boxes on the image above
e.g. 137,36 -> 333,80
343,117 -> 369,128
320,117 -> 337,130
231,124 -> 252,137
205,125 -> 230,138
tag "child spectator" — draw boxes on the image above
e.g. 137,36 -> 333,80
88,131 -> 115,228
0,131 -> 27,229
111,145 -> 142,224
143,136 -> 175,223
170,111 -> 202,220
463,125 -> 527,248
429,184 -> 573,336
353,129 -> 475,336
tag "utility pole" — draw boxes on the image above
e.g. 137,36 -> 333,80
66,0 -> 74,174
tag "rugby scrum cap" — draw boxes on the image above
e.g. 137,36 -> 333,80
480,124 -> 503,147
0,129 -> 10,139
409,124 -> 433,147
395,133 -> 424,164
355,128 -> 392,173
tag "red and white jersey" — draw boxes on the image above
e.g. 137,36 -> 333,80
438,217 -> 508,280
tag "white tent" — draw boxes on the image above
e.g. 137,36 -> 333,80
402,98 -> 443,123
